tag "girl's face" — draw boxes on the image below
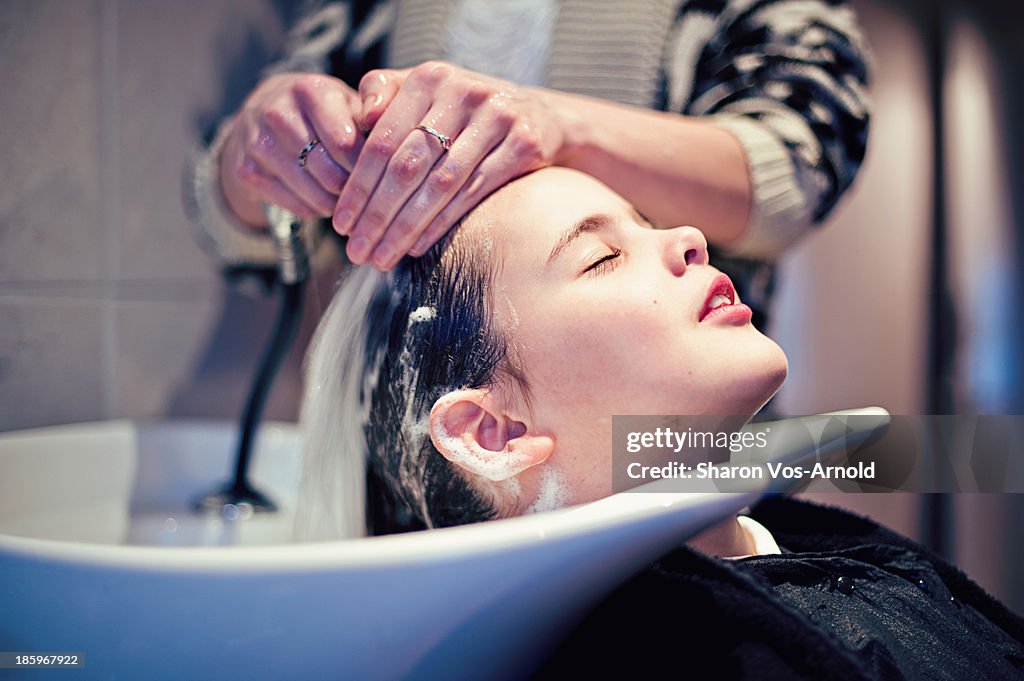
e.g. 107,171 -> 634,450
464,168 -> 788,506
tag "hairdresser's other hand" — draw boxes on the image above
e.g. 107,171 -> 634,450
335,61 -> 565,269
219,73 -> 365,227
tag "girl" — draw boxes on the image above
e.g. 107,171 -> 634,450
297,168 -> 1024,680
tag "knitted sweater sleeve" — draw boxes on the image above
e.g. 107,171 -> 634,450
183,2 -> 355,275
666,0 -> 872,259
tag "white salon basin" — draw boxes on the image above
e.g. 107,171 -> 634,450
0,420 -> 765,681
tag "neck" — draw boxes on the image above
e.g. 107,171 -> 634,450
687,514 -> 755,558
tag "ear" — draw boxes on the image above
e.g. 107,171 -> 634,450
429,389 -> 553,482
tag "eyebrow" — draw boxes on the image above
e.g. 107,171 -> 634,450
546,213 -> 615,265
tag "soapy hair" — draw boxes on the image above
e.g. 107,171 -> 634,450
296,227 -> 527,539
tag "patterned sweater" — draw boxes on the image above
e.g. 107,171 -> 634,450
186,0 -> 871,313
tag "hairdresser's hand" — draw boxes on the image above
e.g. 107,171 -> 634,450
334,62 -> 565,269
219,73 -> 366,227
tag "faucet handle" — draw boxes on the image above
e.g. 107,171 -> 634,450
264,203 -> 310,285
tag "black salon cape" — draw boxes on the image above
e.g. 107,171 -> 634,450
532,497 -> 1024,680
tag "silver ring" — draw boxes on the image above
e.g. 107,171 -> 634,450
415,124 -> 452,151
298,138 -> 320,167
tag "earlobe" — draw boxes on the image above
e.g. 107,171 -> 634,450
429,390 -> 552,482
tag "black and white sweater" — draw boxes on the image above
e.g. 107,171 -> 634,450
187,0 -> 871,313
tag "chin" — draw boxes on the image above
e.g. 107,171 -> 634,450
718,338 -> 789,416
750,340 -> 789,412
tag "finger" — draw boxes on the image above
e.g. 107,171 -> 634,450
297,139 -> 350,196
368,112 -> 507,268
253,109 -> 338,216
351,108 -> 472,268
403,98 -> 520,256
294,77 -> 364,173
332,84 -> 433,240
357,68 -> 407,131
409,136 -> 529,256
235,154 -> 321,220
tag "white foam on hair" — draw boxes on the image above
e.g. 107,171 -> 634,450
481,233 -> 494,258
497,475 -> 521,497
294,265 -> 385,541
408,305 -> 436,323
478,218 -> 494,259
525,464 -> 570,514
394,319 -> 434,525
502,291 -> 520,333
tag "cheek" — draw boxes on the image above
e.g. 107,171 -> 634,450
510,293 -> 786,419
515,296 -> 679,407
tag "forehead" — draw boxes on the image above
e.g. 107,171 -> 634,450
462,168 -> 630,258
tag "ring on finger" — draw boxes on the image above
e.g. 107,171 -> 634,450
298,138 -> 321,167
415,124 -> 453,152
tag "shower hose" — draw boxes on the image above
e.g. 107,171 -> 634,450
193,206 -> 309,515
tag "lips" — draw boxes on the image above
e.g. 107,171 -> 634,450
699,274 -> 745,323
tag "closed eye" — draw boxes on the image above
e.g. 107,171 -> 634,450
583,248 -> 622,277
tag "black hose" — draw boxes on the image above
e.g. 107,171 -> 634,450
231,281 -> 306,504
193,279 -> 305,515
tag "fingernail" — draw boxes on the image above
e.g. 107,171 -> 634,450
334,210 -> 353,234
372,243 -> 395,269
348,236 -> 370,263
410,236 -> 429,256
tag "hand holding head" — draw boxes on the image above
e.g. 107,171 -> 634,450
219,73 -> 364,226
335,61 -> 565,271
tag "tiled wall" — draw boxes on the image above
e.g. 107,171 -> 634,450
0,0 -> 324,432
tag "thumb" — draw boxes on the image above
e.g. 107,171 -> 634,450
357,68 -> 407,131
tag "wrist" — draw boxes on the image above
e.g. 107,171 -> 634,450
533,87 -> 590,168
217,119 -> 270,229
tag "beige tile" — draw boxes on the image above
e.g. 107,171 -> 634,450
0,1 -> 105,282
114,294 -> 219,421
115,0 -> 285,281
0,299 -> 108,431
116,284 -> 314,424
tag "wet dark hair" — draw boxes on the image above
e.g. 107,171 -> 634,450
361,227 -> 528,534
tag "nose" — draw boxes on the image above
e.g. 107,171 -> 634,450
661,225 -> 708,277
